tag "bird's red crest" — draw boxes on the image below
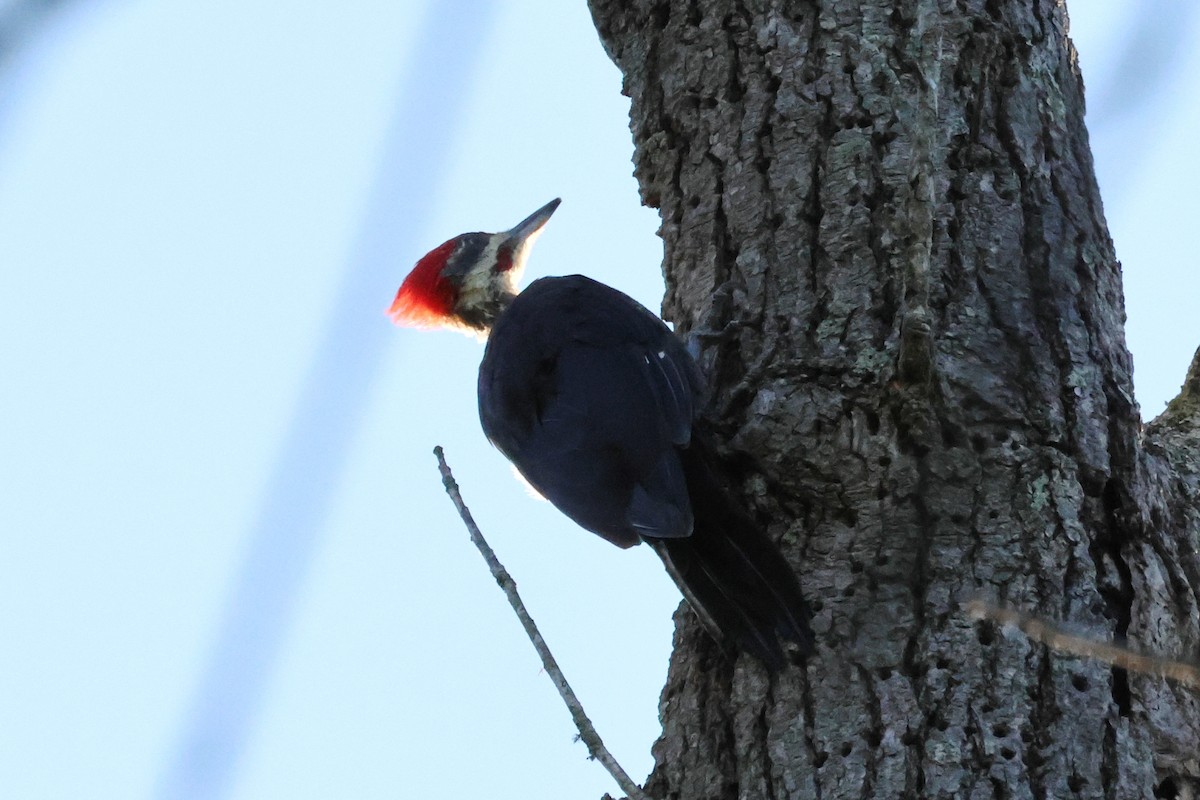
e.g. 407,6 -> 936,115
388,238 -> 459,327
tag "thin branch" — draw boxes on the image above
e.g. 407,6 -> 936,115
433,446 -> 651,800
964,599 -> 1200,691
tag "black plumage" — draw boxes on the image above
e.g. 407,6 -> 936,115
478,275 -> 813,668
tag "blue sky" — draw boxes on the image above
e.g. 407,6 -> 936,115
1,2 -> 1196,799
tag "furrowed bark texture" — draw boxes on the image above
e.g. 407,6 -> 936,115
587,1 -> 1200,798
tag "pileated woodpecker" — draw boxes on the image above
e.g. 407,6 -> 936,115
389,198 -> 813,668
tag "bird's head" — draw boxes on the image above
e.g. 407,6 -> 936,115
388,198 -> 560,334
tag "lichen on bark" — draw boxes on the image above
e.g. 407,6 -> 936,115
587,0 -> 1200,797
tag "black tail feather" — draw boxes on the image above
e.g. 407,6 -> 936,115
650,441 -> 814,669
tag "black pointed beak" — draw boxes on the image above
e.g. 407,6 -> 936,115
506,198 -> 561,243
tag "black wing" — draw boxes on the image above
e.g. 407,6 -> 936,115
477,275 -> 703,548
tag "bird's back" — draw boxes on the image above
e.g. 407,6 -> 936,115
477,275 -> 703,548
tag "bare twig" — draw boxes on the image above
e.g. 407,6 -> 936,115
433,446 -> 651,800
964,599 -> 1200,691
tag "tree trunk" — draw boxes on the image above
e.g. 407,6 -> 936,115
587,1 -> 1200,797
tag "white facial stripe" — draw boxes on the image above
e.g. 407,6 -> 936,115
457,235 -> 504,307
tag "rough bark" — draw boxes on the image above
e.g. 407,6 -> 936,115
587,1 -> 1200,798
